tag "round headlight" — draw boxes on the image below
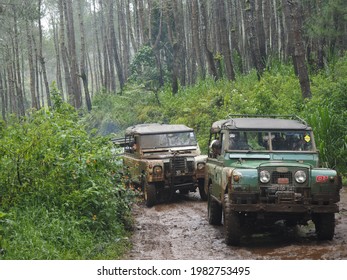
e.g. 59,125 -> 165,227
197,162 -> 205,170
153,166 -> 163,176
259,170 -> 271,183
295,170 -> 306,183
233,171 -> 242,182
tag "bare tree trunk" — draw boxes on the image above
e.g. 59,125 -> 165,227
38,0 -> 51,107
65,0 -> 82,108
77,0 -> 92,111
245,0 -> 264,79
92,0 -> 103,91
0,71 -> 6,120
283,0 -> 312,99
13,7 -> 25,117
26,20 -> 39,110
217,0 -> 236,80
200,0 -> 218,79
256,0 -> 267,64
59,0 -> 72,103
7,62 -> 16,115
52,17 -> 63,95
191,0 -> 206,80
118,0 -> 130,80
109,0 -> 125,91
126,0 -> 138,54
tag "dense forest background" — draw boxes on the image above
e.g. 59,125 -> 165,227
0,0 -> 347,259
0,0 -> 346,114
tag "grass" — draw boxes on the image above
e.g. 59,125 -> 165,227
0,206 -> 130,260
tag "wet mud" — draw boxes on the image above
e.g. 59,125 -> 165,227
126,187 -> 347,260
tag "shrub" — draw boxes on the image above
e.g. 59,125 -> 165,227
0,86 -> 133,259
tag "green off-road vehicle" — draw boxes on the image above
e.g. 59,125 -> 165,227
205,115 -> 342,245
116,123 -> 207,207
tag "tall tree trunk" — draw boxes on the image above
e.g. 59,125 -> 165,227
13,7 -> 25,116
92,0 -> 103,91
217,0 -> 236,80
191,0 -> 206,80
245,0 -> 264,79
77,0 -> 92,111
126,0 -> 138,54
283,0 -> 312,99
26,20 -> 39,110
200,0 -> 218,79
38,0 -> 51,107
256,0 -> 267,63
0,71 -> 6,120
52,17 -> 63,95
59,0 -> 72,103
109,0 -> 125,91
118,0 -> 130,80
65,0 -> 82,108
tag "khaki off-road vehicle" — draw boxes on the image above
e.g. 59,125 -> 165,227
205,115 -> 342,245
116,123 -> 207,207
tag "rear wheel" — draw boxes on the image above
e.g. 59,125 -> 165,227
313,213 -> 335,240
207,185 -> 222,225
224,194 -> 242,246
144,183 -> 156,207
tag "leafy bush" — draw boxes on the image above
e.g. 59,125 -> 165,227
0,86 -> 133,259
87,55 -> 347,175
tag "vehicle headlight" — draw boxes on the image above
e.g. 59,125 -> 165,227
153,166 -> 163,176
295,170 -> 306,183
197,162 -> 205,170
259,170 -> 271,183
233,171 -> 242,182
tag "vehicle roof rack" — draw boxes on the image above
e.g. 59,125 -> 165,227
226,114 -> 307,126
111,137 -> 129,147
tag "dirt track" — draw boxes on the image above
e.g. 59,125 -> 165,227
126,187 -> 347,260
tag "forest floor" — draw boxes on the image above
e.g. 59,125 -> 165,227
125,187 -> 347,260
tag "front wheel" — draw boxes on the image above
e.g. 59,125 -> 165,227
144,183 -> 156,207
313,213 -> 335,241
224,194 -> 242,246
207,185 -> 222,225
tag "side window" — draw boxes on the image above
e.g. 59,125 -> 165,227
209,133 -> 221,158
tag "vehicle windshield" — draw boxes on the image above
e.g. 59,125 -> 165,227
227,130 -> 314,151
141,132 -> 197,149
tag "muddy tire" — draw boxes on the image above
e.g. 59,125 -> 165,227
224,194 -> 242,246
313,213 -> 335,241
198,179 -> 208,201
144,184 -> 156,207
208,185 -> 222,225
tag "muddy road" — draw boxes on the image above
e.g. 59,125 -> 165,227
126,187 -> 347,260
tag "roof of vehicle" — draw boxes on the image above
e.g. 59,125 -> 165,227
125,123 -> 194,135
211,116 -> 310,133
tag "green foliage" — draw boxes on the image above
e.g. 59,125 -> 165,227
84,84 -> 164,136
129,46 -> 169,92
0,206 -> 130,260
0,86 -> 133,259
89,55 -> 347,175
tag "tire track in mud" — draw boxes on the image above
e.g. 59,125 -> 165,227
126,188 -> 347,260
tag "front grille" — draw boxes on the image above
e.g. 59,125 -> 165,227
173,157 -> 186,172
164,157 -> 194,177
259,168 -> 310,204
271,171 -> 293,185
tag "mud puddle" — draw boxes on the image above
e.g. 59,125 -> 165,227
126,188 -> 347,260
